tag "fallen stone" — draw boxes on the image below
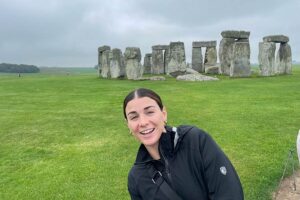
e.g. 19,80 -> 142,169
176,74 -> 219,81
205,66 -> 220,74
149,76 -> 166,81
186,68 -> 199,74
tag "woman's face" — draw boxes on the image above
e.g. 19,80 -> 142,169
125,97 -> 167,148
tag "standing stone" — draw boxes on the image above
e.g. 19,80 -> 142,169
230,41 -> 251,77
124,47 -> 143,79
98,45 -> 110,78
143,53 -> 152,74
219,38 -> 235,75
259,34 -> 292,76
258,42 -> 276,76
166,42 -> 187,76
164,47 -> 170,74
275,43 -> 292,74
192,41 -> 217,74
152,45 -> 169,74
109,48 -> 125,78
152,49 -> 164,74
204,46 -> 217,68
219,30 -> 251,76
100,48 -> 111,78
192,47 -> 203,72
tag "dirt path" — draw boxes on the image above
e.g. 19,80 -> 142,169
272,169 -> 300,200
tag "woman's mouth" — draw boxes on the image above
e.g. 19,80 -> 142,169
139,128 -> 155,135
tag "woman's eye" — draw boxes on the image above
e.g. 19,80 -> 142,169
130,116 -> 138,120
147,111 -> 154,115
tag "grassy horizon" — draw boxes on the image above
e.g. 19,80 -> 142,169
0,66 -> 300,199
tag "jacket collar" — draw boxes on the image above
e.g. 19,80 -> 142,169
134,125 -> 189,165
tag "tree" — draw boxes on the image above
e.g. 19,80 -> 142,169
0,63 -> 40,73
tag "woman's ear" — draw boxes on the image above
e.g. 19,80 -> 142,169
124,118 -> 129,126
162,106 -> 167,122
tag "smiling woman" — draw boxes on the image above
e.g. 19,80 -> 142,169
123,88 -> 244,200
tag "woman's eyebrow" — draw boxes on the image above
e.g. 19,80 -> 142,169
127,111 -> 137,116
144,106 -> 155,110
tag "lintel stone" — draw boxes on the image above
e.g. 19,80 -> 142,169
263,35 -> 289,43
193,41 -> 217,48
221,30 -> 250,39
98,45 -> 110,53
152,45 -> 169,50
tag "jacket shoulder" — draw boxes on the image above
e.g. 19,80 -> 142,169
177,125 -> 210,139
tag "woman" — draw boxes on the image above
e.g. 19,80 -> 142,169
124,88 -> 244,200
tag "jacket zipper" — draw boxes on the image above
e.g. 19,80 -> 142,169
159,145 -> 172,183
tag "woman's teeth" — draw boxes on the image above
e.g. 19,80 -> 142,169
140,128 -> 155,135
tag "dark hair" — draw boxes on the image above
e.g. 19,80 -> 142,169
123,88 -> 163,119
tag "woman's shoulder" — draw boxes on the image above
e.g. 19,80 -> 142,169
177,125 -> 209,137
175,125 -> 216,146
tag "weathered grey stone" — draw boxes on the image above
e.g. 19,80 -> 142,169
166,42 -> 187,76
193,41 -> 217,48
98,46 -> 111,77
263,35 -> 289,43
152,45 -> 169,50
221,30 -> 250,39
258,42 -> 276,76
109,48 -> 125,78
143,53 -> 152,74
124,47 -> 141,60
219,38 -> 235,75
230,42 -> 251,77
186,68 -> 199,74
164,48 -> 170,73
176,74 -> 219,81
192,47 -> 203,72
236,38 -> 249,42
98,45 -> 110,53
124,47 -> 143,79
152,49 -> 164,74
204,46 -> 217,67
205,66 -> 220,74
149,76 -> 166,81
100,49 -> 111,78
275,43 -> 292,74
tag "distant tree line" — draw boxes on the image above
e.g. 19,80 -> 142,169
0,63 -> 40,73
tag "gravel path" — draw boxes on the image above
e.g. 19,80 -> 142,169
272,170 -> 300,200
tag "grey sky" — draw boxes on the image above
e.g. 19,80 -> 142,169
0,0 -> 299,67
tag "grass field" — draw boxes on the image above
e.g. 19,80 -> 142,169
0,66 -> 300,199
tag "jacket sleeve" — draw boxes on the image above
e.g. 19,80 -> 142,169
128,169 -> 143,200
198,129 -> 244,200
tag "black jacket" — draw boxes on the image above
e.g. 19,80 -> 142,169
128,125 -> 244,200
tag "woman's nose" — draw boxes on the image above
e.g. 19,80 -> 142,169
139,115 -> 148,126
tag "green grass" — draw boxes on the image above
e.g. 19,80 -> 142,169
0,66 -> 300,199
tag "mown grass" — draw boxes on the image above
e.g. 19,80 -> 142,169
0,66 -> 300,199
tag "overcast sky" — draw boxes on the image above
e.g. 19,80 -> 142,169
0,0 -> 299,67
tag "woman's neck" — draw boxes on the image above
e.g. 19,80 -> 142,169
145,143 -> 160,160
